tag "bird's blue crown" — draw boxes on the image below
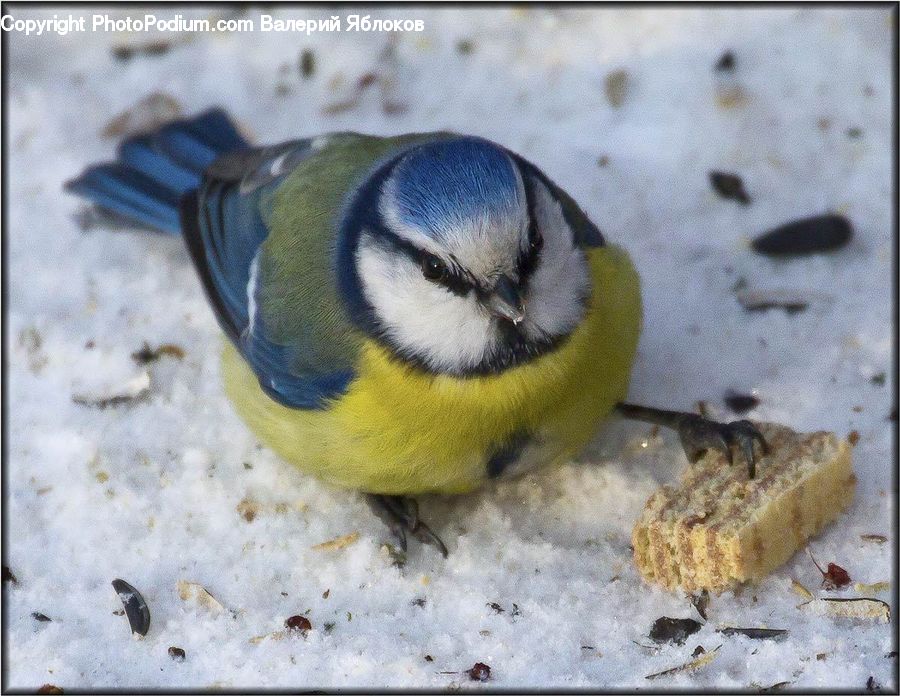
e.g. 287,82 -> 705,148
386,137 -> 524,241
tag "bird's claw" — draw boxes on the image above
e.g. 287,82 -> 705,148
367,494 -> 449,558
677,415 -> 769,478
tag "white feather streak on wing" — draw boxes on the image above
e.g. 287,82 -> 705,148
310,136 -> 330,151
245,250 -> 262,334
267,153 -> 288,177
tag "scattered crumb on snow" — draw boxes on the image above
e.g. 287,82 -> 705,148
4,6 -> 894,690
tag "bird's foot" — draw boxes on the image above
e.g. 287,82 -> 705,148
615,403 -> 769,478
367,494 -> 448,558
675,414 -> 769,478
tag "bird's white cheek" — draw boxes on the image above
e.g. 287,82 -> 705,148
357,242 -> 495,371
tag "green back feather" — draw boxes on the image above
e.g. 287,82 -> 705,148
256,132 -> 451,377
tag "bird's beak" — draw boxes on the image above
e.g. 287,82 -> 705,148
484,275 -> 525,326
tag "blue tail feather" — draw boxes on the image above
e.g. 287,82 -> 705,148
65,108 -> 248,234
66,165 -> 182,231
154,127 -> 220,172
117,136 -> 200,191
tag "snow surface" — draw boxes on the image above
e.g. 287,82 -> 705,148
4,5 -> 895,690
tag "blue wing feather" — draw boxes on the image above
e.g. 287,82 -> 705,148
182,139 -> 357,409
68,111 -> 361,409
243,318 -> 355,408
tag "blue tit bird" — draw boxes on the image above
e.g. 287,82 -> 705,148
66,109 -> 767,555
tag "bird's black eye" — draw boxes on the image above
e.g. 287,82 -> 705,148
421,254 -> 448,282
530,232 -> 544,254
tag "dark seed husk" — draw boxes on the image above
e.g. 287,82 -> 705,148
709,171 -> 751,204
715,51 -> 736,71
285,614 -> 312,633
717,626 -> 788,640
456,39 -> 475,54
604,69 -> 629,108
299,49 -> 315,78
690,590 -> 710,621
760,681 -> 792,693
111,578 -> 151,636
736,289 -> 809,314
751,214 -> 852,256
168,646 -> 186,662
36,685 -> 64,694
112,46 -> 136,61
649,617 -> 702,645
3,566 -> 18,584
467,662 -> 491,681
724,391 -> 760,414
112,41 -> 172,62
131,342 -> 185,364
31,612 -> 52,622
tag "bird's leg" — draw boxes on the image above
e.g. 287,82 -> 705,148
366,494 -> 449,558
614,402 -> 769,479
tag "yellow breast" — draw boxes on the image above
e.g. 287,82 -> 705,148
221,244 -> 641,495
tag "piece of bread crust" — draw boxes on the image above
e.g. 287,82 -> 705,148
632,422 -> 855,593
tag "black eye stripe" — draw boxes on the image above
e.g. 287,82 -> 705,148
372,225 -> 475,296
517,243 -> 541,281
516,173 -> 543,280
